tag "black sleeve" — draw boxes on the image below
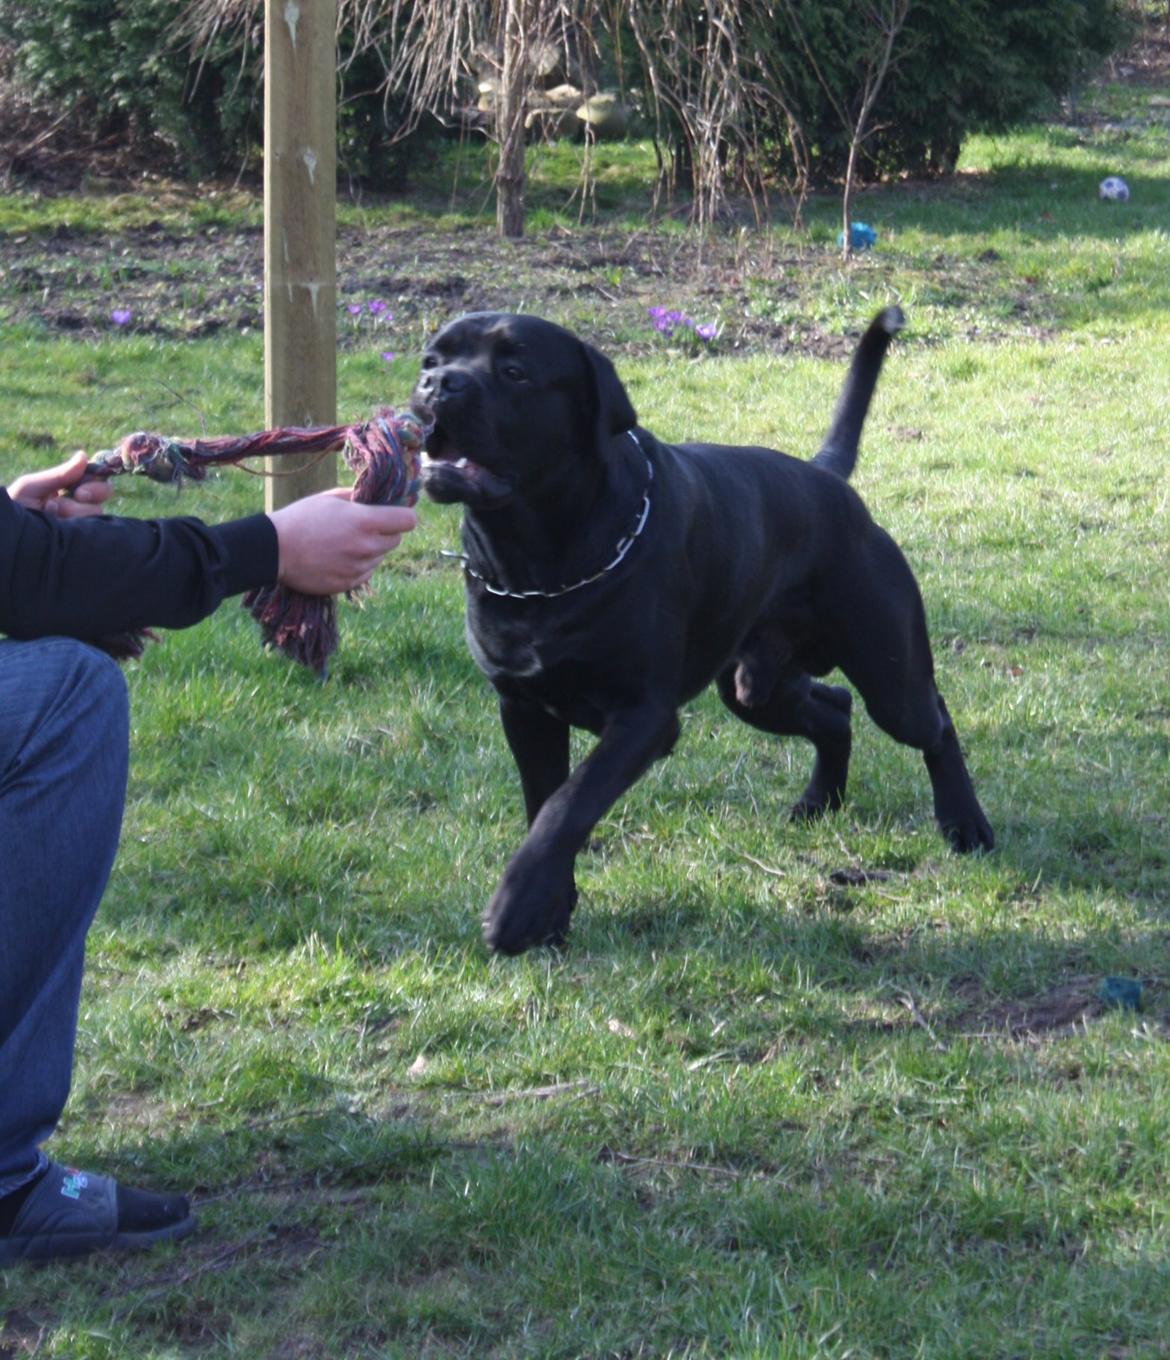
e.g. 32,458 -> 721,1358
0,488 -> 279,642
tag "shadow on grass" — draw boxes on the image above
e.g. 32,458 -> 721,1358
23,1102 -> 1170,1356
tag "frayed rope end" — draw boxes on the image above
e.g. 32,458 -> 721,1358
243,406 -> 425,675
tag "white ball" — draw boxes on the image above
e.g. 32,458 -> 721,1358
1099,176 -> 1130,202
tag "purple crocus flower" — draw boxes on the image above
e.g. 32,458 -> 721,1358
649,306 -> 677,336
346,303 -> 363,316
694,321 -> 718,341
368,299 -> 388,316
380,351 -> 396,363
111,308 -> 132,327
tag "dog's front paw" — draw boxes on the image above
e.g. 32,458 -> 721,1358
939,810 -> 995,854
482,859 -> 578,955
788,791 -> 843,822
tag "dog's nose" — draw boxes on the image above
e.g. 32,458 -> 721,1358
417,367 -> 470,401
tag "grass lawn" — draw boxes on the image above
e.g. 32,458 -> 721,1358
1,71 -> 1169,1359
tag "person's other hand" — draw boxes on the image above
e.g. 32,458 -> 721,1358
8,451 -> 113,518
268,487 -> 418,596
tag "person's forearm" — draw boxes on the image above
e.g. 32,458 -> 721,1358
0,490 -> 278,641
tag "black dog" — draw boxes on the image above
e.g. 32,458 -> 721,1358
413,309 -> 993,955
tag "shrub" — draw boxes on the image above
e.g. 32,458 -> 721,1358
0,0 -> 432,186
757,0 -> 1132,182
0,0 -> 258,176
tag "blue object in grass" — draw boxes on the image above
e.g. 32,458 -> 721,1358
839,221 -> 877,250
1098,976 -> 1143,1012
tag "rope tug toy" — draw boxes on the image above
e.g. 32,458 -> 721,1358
82,409 -> 424,676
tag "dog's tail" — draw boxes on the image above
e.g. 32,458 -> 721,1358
811,306 -> 904,480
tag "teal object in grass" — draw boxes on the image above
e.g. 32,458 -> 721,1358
1098,976 -> 1143,1012
839,221 -> 877,250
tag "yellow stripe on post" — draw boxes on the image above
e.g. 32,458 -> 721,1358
264,0 -> 337,511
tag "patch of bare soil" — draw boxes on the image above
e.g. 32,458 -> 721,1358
952,974 -> 1166,1041
956,976 -> 1107,1039
0,213 -> 875,361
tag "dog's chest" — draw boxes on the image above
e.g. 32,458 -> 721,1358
468,606 -> 630,732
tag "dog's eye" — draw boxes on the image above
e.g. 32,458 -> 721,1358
500,362 -> 526,383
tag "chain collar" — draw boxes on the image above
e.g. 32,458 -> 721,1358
449,431 -> 653,600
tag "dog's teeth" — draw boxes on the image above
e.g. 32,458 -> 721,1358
420,451 -> 469,469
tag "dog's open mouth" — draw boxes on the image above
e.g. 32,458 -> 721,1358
419,439 -> 513,507
421,449 -> 483,478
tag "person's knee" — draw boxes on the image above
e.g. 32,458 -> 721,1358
75,645 -> 129,741
6,638 -> 131,764
0,640 -> 130,946
66,645 -> 130,777
45,639 -> 128,728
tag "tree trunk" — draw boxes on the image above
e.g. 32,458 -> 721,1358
839,0 -> 910,262
841,134 -> 860,261
496,0 -> 530,239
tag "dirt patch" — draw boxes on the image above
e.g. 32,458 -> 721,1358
0,214 -> 884,361
959,977 -> 1105,1038
0,101 -> 1045,360
952,974 -> 1162,1040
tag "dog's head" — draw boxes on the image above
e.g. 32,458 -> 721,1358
411,312 -> 637,510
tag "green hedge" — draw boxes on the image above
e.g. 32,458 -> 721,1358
0,0 -> 254,176
0,0 -> 423,185
743,0 -> 1130,181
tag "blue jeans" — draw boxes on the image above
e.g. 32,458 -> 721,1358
0,638 -> 129,1196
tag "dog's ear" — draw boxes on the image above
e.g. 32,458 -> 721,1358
582,339 -> 637,442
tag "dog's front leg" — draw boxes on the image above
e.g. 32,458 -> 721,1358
483,703 -> 681,955
499,696 -> 571,826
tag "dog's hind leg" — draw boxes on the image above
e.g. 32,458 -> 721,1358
832,537 -> 994,852
859,681 -> 995,853
922,695 -> 995,853
717,666 -> 853,820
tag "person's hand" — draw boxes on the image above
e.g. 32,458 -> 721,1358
7,451 -> 113,518
268,487 -> 418,595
